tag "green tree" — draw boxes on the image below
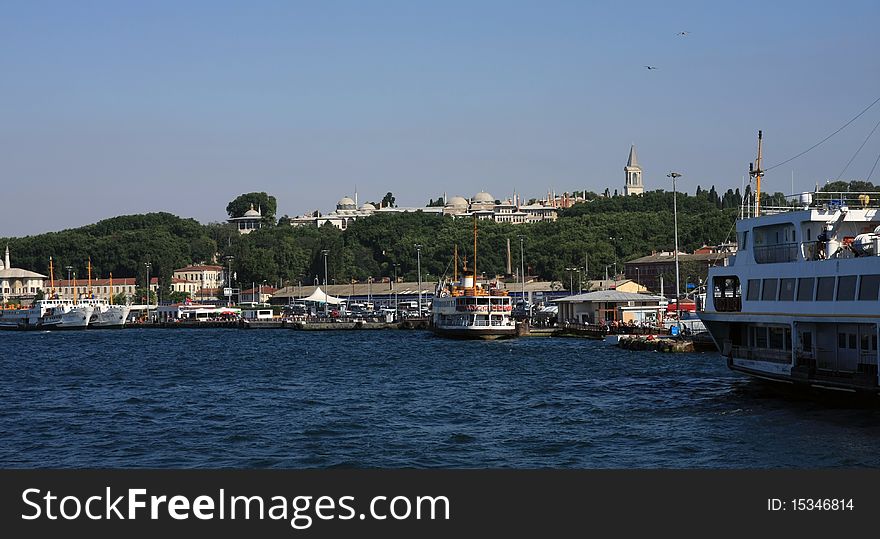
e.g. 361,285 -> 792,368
381,192 -> 396,208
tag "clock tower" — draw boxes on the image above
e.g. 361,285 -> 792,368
624,145 -> 644,196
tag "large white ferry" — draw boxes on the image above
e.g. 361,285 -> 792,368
79,297 -> 131,328
0,299 -> 93,330
701,134 -> 880,394
432,218 -> 518,339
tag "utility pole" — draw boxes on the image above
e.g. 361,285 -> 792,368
667,171 -> 683,334
415,244 -> 422,318
518,235 -> 526,316
321,250 -> 329,316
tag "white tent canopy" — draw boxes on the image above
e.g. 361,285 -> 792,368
301,287 -> 345,305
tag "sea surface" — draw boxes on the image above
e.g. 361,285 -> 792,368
1,329 -> 878,468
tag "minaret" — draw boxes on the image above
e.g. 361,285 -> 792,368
624,144 -> 644,196
4,244 -> 9,270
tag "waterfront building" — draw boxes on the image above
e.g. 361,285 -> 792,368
52,277 -> 162,302
554,290 -> 665,325
228,203 -> 263,234
173,264 -> 226,290
624,144 -> 644,196
290,191 -> 559,229
0,245 -> 47,303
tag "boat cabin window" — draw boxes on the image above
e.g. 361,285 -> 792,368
761,279 -> 778,301
779,278 -> 796,301
747,279 -> 761,301
796,278 -> 815,301
836,276 -> 857,301
858,275 -> 880,301
738,230 -> 748,250
816,277 -> 835,301
712,276 -> 741,312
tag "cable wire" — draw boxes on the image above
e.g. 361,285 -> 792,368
765,94 -> 880,172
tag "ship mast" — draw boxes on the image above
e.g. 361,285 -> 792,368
49,257 -> 55,297
453,244 -> 458,283
109,272 -> 114,305
472,216 -> 478,294
750,130 -> 764,216
88,258 -> 93,298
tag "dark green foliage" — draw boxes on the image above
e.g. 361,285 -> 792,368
3,189 -> 739,291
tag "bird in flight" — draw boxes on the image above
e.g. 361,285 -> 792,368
676,31 -> 690,36
644,65 -> 658,70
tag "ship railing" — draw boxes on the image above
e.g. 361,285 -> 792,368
729,345 -> 791,364
756,191 -> 880,215
753,243 -> 798,264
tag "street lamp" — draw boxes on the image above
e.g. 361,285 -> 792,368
414,244 -> 422,318
517,235 -> 527,316
65,265 -> 73,300
223,255 -> 234,306
393,263 -> 400,320
565,267 -> 580,295
144,262 -> 152,307
321,250 -> 329,316
667,171 -> 683,334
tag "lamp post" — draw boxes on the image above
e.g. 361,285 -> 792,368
321,250 -> 329,316
518,235 -> 527,317
144,262 -> 152,307
667,171 -> 683,334
393,263 -> 400,320
565,267 -> 580,295
65,265 -> 73,300
414,244 -> 422,318
367,277 -> 373,310
223,255 -> 234,306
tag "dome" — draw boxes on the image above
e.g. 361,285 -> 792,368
360,203 -> 376,211
337,197 -> 357,210
243,203 -> 261,217
445,196 -> 469,208
472,191 -> 494,204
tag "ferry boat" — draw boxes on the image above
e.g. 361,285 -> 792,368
0,257 -> 93,330
701,132 -> 880,395
77,266 -> 131,328
432,219 -> 518,339
0,299 -> 93,330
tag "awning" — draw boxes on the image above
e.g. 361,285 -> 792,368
301,287 -> 345,305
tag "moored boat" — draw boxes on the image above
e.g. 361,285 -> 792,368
700,132 -> 880,395
431,217 -> 518,340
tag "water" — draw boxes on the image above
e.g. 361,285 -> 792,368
1,329 -> 878,468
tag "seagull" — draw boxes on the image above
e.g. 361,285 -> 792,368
676,31 -> 690,36
644,65 -> 658,70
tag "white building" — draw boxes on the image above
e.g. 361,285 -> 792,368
228,204 -> 263,234
173,265 -> 226,290
0,245 -> 47,303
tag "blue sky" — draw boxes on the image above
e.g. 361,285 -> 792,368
2,0 -> 879,236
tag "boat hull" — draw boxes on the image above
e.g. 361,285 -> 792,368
431,325 -> 518,340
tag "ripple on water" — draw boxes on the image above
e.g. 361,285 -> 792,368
2,329 -> 880,468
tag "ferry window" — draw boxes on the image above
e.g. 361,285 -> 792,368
779,278 -> 796,301
761,279 -> 778,301
796,278 -> 815,301
839,332 -> 847,349
858,275 -> 880,301
747,279 -> 761,301
816,277 -> 835,301
836,276 -> 857,301
754,327 -> 768,348
768,327 -> 785,349
850,333 -> 857,350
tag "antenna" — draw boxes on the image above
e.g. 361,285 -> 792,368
749,130 -> 764,215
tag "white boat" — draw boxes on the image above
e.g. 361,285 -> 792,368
431,218 -> 518,340
700,133 -> 880,394
0,299 -> 93,330
79,297 -> 131,329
